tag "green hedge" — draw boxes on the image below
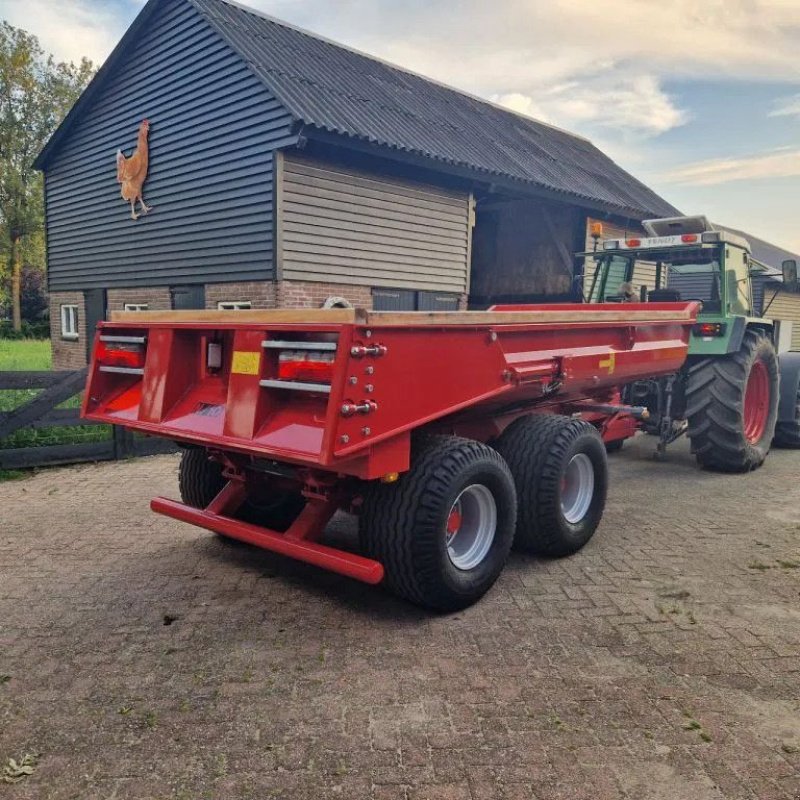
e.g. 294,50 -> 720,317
0,320 -> 51,340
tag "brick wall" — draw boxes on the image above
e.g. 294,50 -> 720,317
49,291 -> 87,370
107,287 -> 172,313
204,281 -> 276,309
277,280 -> 372,309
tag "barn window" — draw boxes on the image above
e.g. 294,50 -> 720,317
60,305 -> 79,340
217,301 -> 252,310
123,303 -> 149,311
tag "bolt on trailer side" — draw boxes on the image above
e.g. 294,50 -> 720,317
83,303 -> 698,609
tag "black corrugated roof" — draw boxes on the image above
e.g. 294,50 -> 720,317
190,0 -> 679,220
36,0 -> 679,220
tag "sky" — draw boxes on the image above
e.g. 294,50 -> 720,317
4,0 -> 800,254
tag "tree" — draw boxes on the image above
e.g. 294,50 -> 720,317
0,22 -> 93,329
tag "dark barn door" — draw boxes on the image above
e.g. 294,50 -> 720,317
83,289 -> 107,359
170,285 -> 205,310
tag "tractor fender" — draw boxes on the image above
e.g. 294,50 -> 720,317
725,317 -> 747,353
777,352 -> 800,424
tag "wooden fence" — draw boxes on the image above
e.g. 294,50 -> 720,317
0,369 -> 176,470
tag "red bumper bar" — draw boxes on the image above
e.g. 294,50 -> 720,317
151,496 -> 385,585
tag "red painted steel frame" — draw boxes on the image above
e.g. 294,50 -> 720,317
83,302 -> 699,479
84,303 -> 699,585
151,481 -> 384,584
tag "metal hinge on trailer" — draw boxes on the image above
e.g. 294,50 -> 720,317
503,356 -> 563,392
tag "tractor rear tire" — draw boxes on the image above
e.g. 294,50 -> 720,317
685,329 -> 779,472
178,449 -> 304,532
494,415 -> 608,556
359,436 -> 516,611
773,384 -> 800,448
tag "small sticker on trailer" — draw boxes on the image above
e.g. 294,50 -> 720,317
231,351 -> 261,375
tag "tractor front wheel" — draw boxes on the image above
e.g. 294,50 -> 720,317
685,330 -> 779,472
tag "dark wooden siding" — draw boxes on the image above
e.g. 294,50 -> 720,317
280,153 -> 471,292
45,0 -> 296,291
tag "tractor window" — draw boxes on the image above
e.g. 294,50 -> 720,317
666,260 -> 722,313
587,255 -> 631,302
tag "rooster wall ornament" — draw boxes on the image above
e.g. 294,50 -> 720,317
116,119 -> 152,220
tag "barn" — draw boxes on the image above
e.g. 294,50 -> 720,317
35,0 -> 678,370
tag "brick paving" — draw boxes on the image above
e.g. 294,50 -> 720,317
1,436 -> 799,799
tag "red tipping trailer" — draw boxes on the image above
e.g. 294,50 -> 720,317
83,302 -> 698,609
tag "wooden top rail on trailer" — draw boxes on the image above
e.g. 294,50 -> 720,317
109,303 -> 698,327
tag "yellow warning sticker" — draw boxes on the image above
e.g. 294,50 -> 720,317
231,351 -> 261,375
599,352 -> 616,374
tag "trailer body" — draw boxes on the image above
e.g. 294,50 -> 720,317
84,303 -> 696,476
83,303 -> 698,608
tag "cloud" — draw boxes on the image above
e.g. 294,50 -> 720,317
661,148 -> 800,186
0,0 -> 127,64
4,0 -> 799,138
256,0 -> 800,88
251,0 -> 798,138
770,94 -> 800,119
495,75 -> 688,137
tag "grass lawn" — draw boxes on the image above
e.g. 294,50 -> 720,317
0,337 -> 52,371
0,339 -> 110,470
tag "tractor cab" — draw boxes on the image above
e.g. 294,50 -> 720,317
581,216 -> 771,356
577,215 -> 800,466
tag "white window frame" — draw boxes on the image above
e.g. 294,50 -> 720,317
123,303 -> 149,312
217,301 -> 252,311
60,304 -> 79,340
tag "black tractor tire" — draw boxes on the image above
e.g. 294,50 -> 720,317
494,415 -> 608,556
178,449 -> 304,532
605,439 -> 625,453
359,436 -> 517,612
685,330 -> 779,472
773,384 -> 800,448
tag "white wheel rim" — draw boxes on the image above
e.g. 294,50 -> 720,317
445,484 -> 497,571
561,453 -> 595,524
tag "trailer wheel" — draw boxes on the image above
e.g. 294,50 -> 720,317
359,437 -> 516,611
179,449 -> 225,508
178,450 -> 304,532
494,415 -> 608,556
686,329 -> 779,471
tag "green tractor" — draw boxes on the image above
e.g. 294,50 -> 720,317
582,216 -> 800,471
